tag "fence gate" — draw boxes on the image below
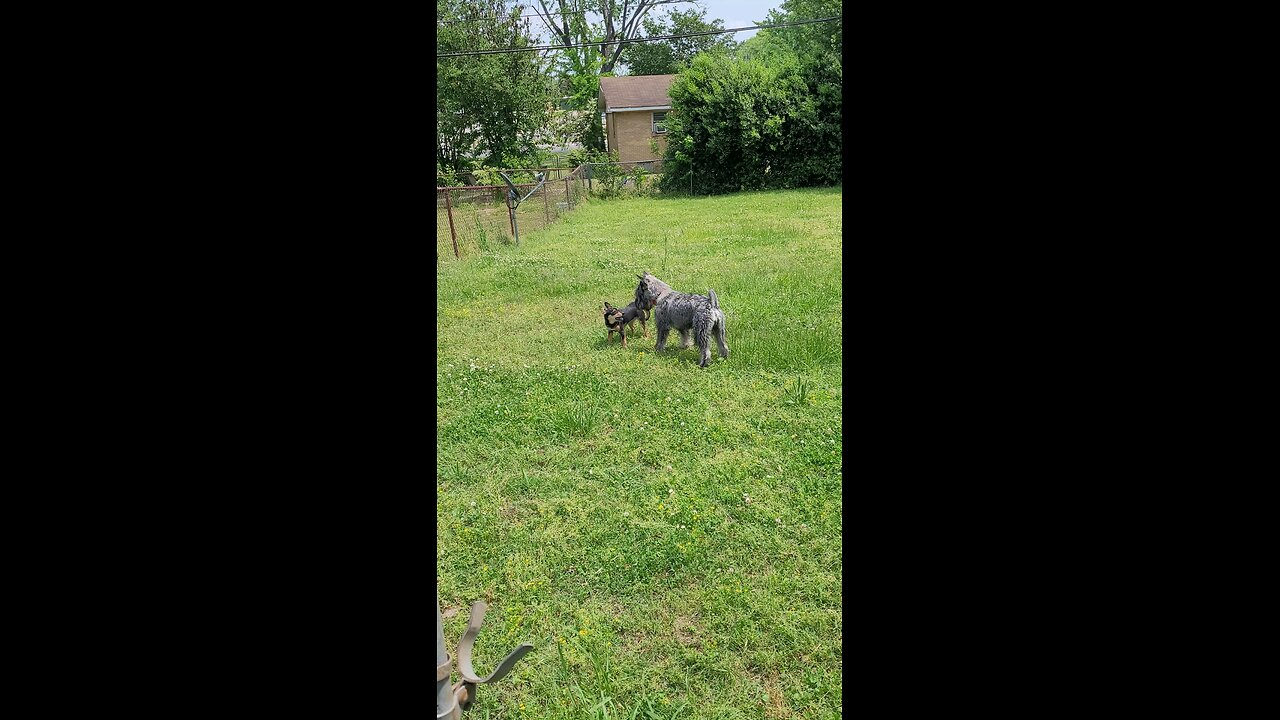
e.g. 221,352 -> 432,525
436,167 -> 586,260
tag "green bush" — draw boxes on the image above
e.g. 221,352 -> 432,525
563,149 -> 659,199
628,166 -> 649,192
571,150 -> 624,198
658,50 -> 840,195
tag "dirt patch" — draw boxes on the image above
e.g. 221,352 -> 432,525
674,615 -> 701,649
763,673 -> 791,719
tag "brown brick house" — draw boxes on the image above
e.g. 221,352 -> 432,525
598,74 -> 675,170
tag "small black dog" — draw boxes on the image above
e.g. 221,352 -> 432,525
603,300 -> 650,348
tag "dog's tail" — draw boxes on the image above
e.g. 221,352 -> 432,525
708,289 -> 719,309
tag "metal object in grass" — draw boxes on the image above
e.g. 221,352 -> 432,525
437,595 -> 533,719
498,171 -> 546,246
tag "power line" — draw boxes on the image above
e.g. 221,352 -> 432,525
437,15 -> 841,57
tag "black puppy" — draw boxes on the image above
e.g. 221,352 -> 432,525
603,300 -> 650,348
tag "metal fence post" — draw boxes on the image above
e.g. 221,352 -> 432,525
506,195 -> 516,241
565,177 -> 572,208
542,182 -> 550,224
443,188 -> 459,259
437,596 -> 458,719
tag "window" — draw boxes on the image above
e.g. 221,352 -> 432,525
652,111 -> 667,135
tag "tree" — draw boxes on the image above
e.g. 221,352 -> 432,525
437,0 -> 554,173
577,106 -> 606,150
534,0 -> 696,75
734,33 -> 794,67
761,0 -> 842,62
658,47 -> 839,194
705,1 -> 840,190
758,0 -> 842,184
621,7 -> 736,76
532,1 -> 697,150
658,53 -> 799,194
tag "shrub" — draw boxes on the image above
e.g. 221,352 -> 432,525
659,51 -> 840,194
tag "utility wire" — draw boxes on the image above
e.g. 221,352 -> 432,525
437,15 -> 840,57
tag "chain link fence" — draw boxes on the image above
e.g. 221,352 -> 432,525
437,166 -> 587,262
579,160 -> 661,195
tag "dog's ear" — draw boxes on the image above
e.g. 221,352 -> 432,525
604,302 -> 613,310
636,274 -> 643,280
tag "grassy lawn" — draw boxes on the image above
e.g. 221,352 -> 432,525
437,187 -> 842,719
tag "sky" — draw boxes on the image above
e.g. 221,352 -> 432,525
695,0 -> 781,41
521,0 -> 782,44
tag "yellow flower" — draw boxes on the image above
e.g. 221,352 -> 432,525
579,628 -> 588,636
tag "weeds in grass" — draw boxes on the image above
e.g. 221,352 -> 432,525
554,406 -> 598,437
782,375 -> 811,406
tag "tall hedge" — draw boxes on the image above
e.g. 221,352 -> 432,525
659,50 -> 841,194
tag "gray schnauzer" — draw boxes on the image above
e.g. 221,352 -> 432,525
633,271 -> 729,367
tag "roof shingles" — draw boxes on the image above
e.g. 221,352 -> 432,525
599,74 -> 675,112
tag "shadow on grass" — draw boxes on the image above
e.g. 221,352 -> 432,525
590,330 -> 656,351
649,346 -> 731,368
591,334 -> 731,369
592,336 -> 642,351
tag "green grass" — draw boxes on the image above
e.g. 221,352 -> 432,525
437,187 -> 842,719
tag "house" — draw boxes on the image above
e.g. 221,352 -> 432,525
598,74 -> 675,170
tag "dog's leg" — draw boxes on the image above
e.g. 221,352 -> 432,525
640,318 -> 648,337
655,315 -> 670,352
715,314 -> 729,359
608,330 -> 615,343
621,330 -> 627,348
679,329 -> 692,349
695,317 -> 712,367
